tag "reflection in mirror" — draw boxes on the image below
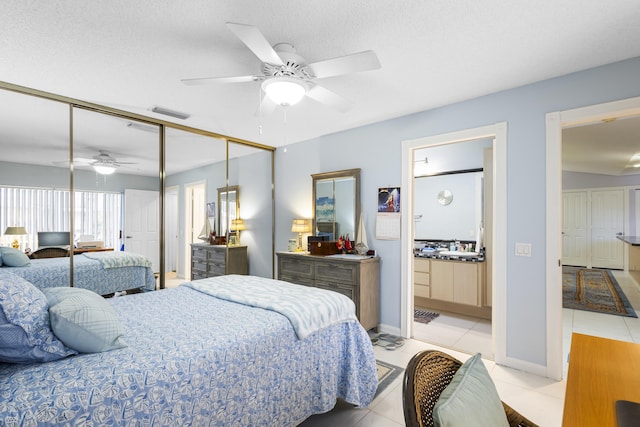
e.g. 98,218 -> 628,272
72,108 -> 161,275
228,141 -> 274,278
0,88 -> 71,284
312,169 -> 360,241
414,171 -> 483,241
1,82 -> 276,289
218,185 -> 239,240
413,138 -> 492,242
165,128 -> 226,284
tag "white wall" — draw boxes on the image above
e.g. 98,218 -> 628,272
274,57 -> 640,369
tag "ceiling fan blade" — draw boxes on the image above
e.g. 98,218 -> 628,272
73,157 -> 95,164
307,50 -> 381,79
181,75 -> 258,86
306,85 -> 352,113
225,22 -> 284,66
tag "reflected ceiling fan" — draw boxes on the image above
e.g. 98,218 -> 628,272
181,22 -> 381,112
65,150 -> 138,175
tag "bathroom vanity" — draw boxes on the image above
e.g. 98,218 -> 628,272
413,250 -> 490,319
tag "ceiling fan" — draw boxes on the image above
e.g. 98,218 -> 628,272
68,150 -> 138,175
181,22 -> 381,112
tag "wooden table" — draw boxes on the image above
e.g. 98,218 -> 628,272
562,333 -> 640,426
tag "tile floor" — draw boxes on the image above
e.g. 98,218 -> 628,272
300,269 -> 640,427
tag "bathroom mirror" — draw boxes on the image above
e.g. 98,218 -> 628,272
218,185 -> 239,238
312,169 -> 360,240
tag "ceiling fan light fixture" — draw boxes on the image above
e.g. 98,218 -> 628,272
93,164 -> 117,175
262,76 -> 307,106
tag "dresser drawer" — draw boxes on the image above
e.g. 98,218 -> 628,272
192,260 -> 208,272
279,273 -> 314,287
279,257 -> 314,280
316,280 -> 355,302
192,247 -> 208,261
191,271 -> 207,280
207,249 -> 225,263
315,262 -> 357,284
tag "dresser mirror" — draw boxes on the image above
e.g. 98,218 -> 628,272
311,169 -> 360,240
218,185 -> 239,239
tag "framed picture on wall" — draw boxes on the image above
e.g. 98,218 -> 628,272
207,202 -> 216,218
378,187 -> 400,213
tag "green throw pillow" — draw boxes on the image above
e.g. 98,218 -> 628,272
432,353 -> 509,427
44,287 -> 127,353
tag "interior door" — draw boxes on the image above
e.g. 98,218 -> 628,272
184,181 -> 206,280
562,191 -> 588,267
124,189 -> 160,272
591,189 -> 624,269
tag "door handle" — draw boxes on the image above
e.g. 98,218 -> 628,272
126,236 -> 133,239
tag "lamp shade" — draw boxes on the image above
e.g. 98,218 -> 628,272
262,76 -> 307,106
291,219 -> 311,233
4,226 -> 27,235
230,219 -> 246,231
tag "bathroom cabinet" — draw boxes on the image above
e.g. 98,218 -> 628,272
413,257 -> 490,319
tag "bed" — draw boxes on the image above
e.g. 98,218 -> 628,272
4,251 -> 156,295
0,273 -> 377,426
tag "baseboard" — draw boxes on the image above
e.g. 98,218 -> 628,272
498,355 -> 549,378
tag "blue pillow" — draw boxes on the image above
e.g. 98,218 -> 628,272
44,287 -> 127,353
0,270 -> 76,363
0,247 -> 30,267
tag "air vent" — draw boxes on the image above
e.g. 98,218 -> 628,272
150,106 -> 190,120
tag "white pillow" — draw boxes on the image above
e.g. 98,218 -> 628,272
44,287 -> 127,353
433,353 -> 509,427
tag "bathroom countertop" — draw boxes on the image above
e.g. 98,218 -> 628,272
616,235 -> 640,246
414,251 -> 485,262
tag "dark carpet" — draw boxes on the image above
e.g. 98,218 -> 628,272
562,266 -> 637,318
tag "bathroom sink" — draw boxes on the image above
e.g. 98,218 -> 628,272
438,251 -> 479,257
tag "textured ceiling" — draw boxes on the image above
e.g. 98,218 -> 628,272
1,0 -> 640,174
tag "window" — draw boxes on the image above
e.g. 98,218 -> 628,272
0,186 -> 122,250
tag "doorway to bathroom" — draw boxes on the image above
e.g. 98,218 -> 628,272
401,122 -> 508,364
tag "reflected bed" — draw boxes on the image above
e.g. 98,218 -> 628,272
7,252 -> 156,295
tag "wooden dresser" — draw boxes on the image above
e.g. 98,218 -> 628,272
190,244 -> 248,280
276,252 -> 380,331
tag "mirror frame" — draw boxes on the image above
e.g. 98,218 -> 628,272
311,168 -> 360,240
218,185 -> 239,241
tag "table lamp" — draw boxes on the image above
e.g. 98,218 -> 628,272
230,219 -> 246,245
4,226 -> 28,250
291,219 -> 311,251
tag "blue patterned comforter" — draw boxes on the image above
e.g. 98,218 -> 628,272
5,253 -> 156,295
0,281 -> 377,426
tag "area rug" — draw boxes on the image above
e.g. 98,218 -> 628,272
414,308 -> 440,324
375,360 -> 403,398
562,266 -> 637,318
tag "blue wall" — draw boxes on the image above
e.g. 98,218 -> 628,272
274,57 -> 640,367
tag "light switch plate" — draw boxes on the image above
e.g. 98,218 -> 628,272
515,242 -> 532,257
